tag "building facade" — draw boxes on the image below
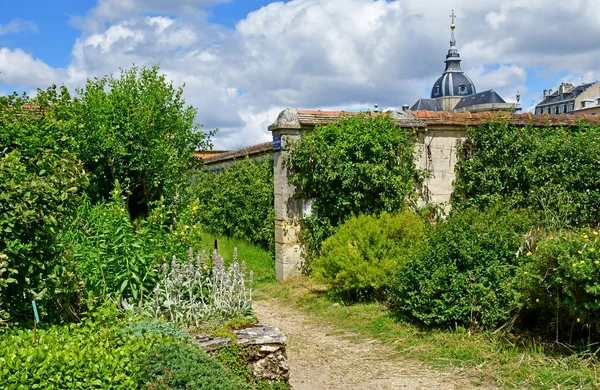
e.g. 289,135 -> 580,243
535,82 -> 600,115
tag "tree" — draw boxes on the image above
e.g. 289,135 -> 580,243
286,112 -> 417,258
38,65 -> 214,219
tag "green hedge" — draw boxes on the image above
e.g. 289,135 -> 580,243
0,320 -> 152,388
517,230 -> 600,342
391,205 -> 533,328
137,341 -> 250,389
454,120 -> 600,227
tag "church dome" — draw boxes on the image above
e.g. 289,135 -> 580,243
429,11 -> 476,99
431,72 -> 476,98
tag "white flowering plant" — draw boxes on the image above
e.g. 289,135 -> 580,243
124,248 -> 253,328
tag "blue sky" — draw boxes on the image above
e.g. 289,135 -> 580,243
1,0 -> 599,149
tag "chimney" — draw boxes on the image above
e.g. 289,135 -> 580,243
543,89 -> 548,98
402,104 -> 409,111
549,88 -> 553,96
559,83 -> 570,95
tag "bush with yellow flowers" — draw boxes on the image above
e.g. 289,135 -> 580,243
517,230 -> 600,342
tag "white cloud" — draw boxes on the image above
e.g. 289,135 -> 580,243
0,19 -> 38,36
0,48 -> 63,88
4,0 -> 600,148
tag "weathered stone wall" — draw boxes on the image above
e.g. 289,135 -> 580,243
268,109 -> 463,280
268,109 -> 599,280
196,324 -> 289,383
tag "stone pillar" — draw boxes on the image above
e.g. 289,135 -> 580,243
269,109 -> 304,280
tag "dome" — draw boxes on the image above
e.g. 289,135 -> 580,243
431,72 -> 476,98
429,13 -> 476,99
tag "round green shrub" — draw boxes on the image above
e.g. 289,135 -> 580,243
516,230 -> 600,342
313,211 -> 425,301
137,341 -> 250,389
391,205 -> 533,328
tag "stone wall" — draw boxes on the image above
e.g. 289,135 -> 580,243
195,324 -> 289,384
268,109 -> 600,280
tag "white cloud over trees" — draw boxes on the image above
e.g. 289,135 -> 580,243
1,0 -> 599,148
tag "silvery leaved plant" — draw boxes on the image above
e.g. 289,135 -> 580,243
125,248 -> 253,328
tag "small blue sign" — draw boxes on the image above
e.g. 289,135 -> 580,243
273,135 -> 282,152
32,300 -> 40,323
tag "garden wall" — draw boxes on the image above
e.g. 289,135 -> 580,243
269,109 -> 600,280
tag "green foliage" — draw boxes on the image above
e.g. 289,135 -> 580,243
37,65 -> 214,218
313,212 -> 425,301
454,120 -> 600,227
0,254 -> 9,327
0,313 -> 155,388
137,341 -> 250,389
391,204 -> 533,328
286,113 -> 417,258
0,101 -> 88,322
190,157 -> 274,250
66,186 -> 176,302
517,230 -> 600,342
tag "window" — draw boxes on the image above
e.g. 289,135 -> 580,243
458,84 -> 467,95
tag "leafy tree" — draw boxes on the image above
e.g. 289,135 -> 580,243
189,158 -> 274,251
0,97 -> 88,323
37,65 -> 214,219
286,113 -> 417,259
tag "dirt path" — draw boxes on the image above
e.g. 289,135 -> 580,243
253,299 -> 496,390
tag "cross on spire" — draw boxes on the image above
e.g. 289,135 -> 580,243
450,10 -> 456,28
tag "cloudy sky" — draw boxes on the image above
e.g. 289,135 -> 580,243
1,0 -> 599,149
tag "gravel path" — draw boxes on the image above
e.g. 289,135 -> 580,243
253,299 -> 497,390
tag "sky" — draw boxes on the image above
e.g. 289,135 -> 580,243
1,0 -> 599,149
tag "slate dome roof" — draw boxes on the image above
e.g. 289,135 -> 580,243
431,72 -> 476,99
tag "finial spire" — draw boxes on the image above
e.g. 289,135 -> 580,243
449,10 -> 457,47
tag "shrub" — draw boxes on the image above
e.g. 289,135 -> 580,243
137,341 -> 250,389
190,157 -> 274,251
286,113 -> 418,259
454,120 -> 600,227
391,204 -> 533,328
0,314 -> 155,388
517,230 -> 600,342
0,147 -> 88,323
313,212 -> 425,301
135,248 -> 253,328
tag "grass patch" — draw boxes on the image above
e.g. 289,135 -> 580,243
258,277 -> 600,389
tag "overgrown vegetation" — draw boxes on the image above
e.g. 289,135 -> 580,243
454,120 -> 600,227
313,211 -> 425,302
190,158 -> 274,251
36,65 -> 214,219
0,64 -> 280,388
391,204 -> 533,328
286,113 -> 418,262
137,341 -> 250,389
